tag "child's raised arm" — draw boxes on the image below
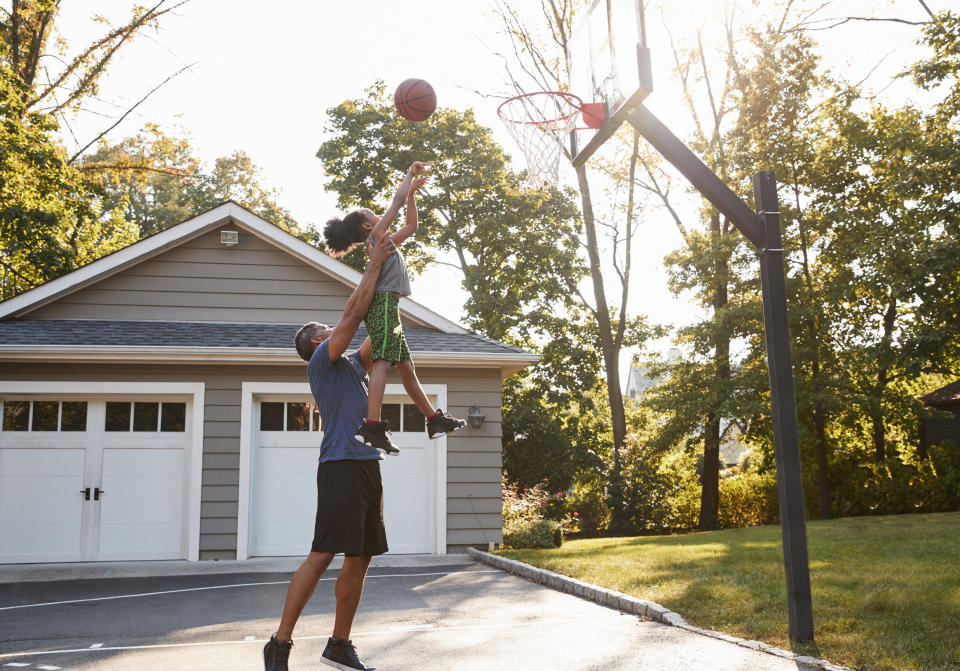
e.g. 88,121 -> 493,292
391,175 -> 429,246
368,161 -> 431,244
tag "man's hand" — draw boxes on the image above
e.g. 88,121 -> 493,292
365,234 -> 396,267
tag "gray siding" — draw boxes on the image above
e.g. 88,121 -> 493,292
400,366 -> 504,551
25,226 -> 432,327
0,361 -> 504,557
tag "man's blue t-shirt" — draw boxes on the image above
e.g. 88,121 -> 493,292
307,340 -> 382,463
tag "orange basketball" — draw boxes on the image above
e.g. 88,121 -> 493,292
394,78 -> 437,122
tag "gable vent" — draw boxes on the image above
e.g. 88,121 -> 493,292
220,230 -> 239,246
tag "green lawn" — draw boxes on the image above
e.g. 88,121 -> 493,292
497,512 -> 960,671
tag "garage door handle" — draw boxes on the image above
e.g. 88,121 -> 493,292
94,488 -> 105,501
81,487 -> 91,501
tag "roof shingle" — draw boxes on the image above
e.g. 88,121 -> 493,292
0,319 -> 529,356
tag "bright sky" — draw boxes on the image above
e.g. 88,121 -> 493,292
50,0 -> 948,386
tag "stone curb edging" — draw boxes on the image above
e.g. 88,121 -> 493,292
466,547 -> 854,671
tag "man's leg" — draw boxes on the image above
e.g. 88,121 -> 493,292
332,555 -> 372,639
276,551 -> 335,641
396,360 -> 435,417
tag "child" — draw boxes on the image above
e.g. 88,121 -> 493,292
323,161 -> 466,453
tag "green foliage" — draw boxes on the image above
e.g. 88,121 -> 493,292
500,477 -> 574,549
82,124 -> 309,241
503,518 -> 561,550
566,481 -> 610,536
620,428 -> 699,534
717,470 -> 779,529
637,8 -> 960,533
502,380 -> 611,493
0,63 -> 137,298
830,445 -> 960,518
1,3 -> 306,300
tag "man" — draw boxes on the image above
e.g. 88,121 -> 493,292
261,228 -> 400,671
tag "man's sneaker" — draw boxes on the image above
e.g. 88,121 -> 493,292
320,637 -> 375,671
427,409 -> 468,439
355,420 -> 399,455
263,634 -> 292,671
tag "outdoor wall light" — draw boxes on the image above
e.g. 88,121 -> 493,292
467,404 -> 486,429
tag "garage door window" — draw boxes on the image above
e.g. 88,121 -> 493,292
381,403 -> 425,433
1,400 -> 88,432
260,402 -> 321,431
105,401 -> 187,432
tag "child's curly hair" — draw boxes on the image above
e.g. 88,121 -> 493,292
323,210 -> 368,256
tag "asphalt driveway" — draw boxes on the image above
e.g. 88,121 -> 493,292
0,562 -> 811,670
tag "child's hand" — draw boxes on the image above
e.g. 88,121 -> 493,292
409,161 -> 433,176
408,176 -> 430,197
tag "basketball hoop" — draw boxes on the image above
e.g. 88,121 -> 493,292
497,91 -> 605,187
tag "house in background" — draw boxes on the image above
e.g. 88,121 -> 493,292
624,348 -> 680,400
920,380 -> 960,457
0,202 -> 536,564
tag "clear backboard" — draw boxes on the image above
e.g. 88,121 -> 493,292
568,0 -> 653,164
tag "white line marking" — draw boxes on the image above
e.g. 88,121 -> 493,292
243,636 -> 255,641
0,570 -> 500,611
38,666 -> 61,670
4,664 -> 31,667
389,624 -> 435,631
88,644 -> 102,649
0,616 -> 614,659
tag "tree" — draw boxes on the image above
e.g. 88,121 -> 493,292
82,124 -> 307,239
0,61 -> 136,298
492,0 -> 654,531
2,1 -> 191,123
0,1 -> 192,297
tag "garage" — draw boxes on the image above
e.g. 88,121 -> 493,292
241,383 -> 445,557
0,383 -> 204,563
0,204 -> 534,560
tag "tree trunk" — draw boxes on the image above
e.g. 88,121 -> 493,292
814,401 -> 831,518
574,164 -> 629,531
700,212 -> 727,531
872,297 -> 898,463
700,412 -> 721,530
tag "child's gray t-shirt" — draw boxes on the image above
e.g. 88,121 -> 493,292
369,235 -> 412,295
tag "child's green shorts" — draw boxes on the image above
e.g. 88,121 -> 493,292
365,291 -> 411,365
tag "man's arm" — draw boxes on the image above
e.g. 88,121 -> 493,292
368,161 -> 432,243
326,236 -> 396,361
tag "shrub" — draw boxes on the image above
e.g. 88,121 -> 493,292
718,470 -> 780,528
501,476 -> 575,548
568,481 -> 610,536
834,445 -> 960,517
620,434 -> 699,533
503,518 -> 561,549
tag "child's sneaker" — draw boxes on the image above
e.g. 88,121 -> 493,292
263,634 -> 292,671
355,420 -> 399,455
427,410 -> 467,439
320,637 -> 375,670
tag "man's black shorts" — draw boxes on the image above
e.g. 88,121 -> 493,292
311,459 -> 388,557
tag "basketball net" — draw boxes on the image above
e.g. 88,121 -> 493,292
498,92 -> 585,188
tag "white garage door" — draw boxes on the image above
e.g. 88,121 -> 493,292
249,393 -> 438,556
0,397 -> 193,563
